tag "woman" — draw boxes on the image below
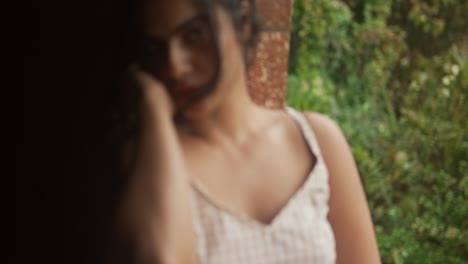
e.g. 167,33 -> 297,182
113,0 -> 381,263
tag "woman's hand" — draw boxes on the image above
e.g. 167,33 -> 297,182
130,65 -> 175,121
115,65 -> 198,263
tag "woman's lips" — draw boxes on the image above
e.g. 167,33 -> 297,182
170,85 -> 202,104
178,85 -> 199,92
173,85 -> 201,96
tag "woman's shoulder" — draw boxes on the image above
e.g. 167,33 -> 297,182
264,107 -> 350,158
301,111 -> 340,132
297,110 -> 354,167
298,110 -> 382,263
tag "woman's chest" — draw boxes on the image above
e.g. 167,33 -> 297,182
189,153 -> 336,264
183,135 -> 315,224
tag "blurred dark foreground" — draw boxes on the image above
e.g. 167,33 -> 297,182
16,1 -> 127,263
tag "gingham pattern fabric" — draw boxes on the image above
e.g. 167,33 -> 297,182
189,107 -> 336,263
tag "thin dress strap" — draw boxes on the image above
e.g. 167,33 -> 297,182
285,107 -> 323,160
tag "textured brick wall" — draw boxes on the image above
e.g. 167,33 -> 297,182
248,0 -> 293,109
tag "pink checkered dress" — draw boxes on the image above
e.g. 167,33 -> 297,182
189,107 -> 336,263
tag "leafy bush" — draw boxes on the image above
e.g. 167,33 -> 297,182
287,0 -> 467,263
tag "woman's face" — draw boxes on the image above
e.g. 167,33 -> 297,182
141,0 -> 248,118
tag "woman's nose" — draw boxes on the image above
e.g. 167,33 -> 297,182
167,42 -> 193,80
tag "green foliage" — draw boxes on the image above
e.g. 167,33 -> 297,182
287,0 -> 468,263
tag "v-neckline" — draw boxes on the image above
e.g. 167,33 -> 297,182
190,159 -> 321,229
189,107 -> 321,229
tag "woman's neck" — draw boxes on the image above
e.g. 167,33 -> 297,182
179,81 -> 269,147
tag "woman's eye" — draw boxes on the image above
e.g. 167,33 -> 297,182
184,24 -> 209,44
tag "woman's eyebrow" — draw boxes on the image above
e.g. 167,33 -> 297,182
164,13 -> 208,39
142,13 -> 209,44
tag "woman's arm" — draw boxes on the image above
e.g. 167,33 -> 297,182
116,68 -> 198,263
305,112 -> 381,264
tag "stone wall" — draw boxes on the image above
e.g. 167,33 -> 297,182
248,0 -> 293,109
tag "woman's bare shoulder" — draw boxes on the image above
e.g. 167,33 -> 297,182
301,112 -> 347,154
302,111 -> 381,263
